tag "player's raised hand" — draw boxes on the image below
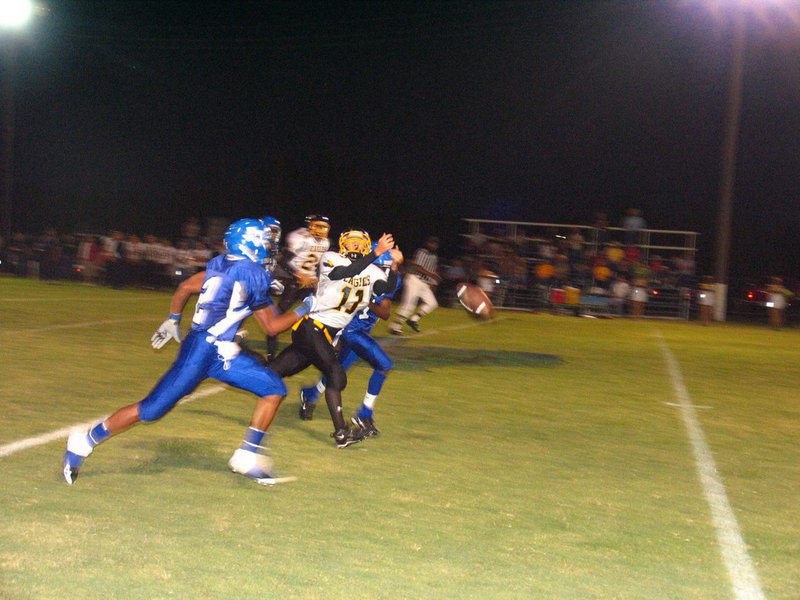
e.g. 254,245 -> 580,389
151,318 -> 182,349
389,246 -> 404,266
374,233 -> 394,255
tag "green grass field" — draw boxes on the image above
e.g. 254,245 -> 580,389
1,278 -> 798,599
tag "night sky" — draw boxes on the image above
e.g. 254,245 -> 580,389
4,0 -> 800,280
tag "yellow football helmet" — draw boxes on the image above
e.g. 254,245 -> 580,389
338,229 -> 372,260
305,214 -> 331,240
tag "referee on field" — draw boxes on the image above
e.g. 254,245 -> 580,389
390,236 -> 440,334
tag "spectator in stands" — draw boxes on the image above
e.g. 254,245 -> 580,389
648,255 -> 669,286
621,208 -> 646,246
538,232 -> 557,263
604,241 -> 625,275
674,251 -> 696,289
591,211 -> 611,250
610,275 -> 630,315
629,263 -> 650,319
180,216 -> 202,249
101,230 -> 125,287
123,234 -> 145,286
190,241 -> 214,272
766,276 -> 793,329
553,253 -> 569,287
534,261 -> 555,304
39,228 -> 62,280
475,262 -> 499,299
592,256 -> 613,291
76,234 -> 102,283
566,228 -> 585,276
697,276 -> 715,326
5,232 -> 30,276
624,244 -> 641,264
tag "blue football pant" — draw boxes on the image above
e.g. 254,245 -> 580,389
138,330 -> 287,422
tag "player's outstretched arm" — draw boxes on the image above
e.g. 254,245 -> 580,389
369,297 -> 393,320
389,246 -> 404,269
170,271 -> 205,314
151,271 -> 205,349
252,296 -> 316,336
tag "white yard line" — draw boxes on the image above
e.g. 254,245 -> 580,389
2,317 -> 156,334
0,295 -> 158,302
656,331 -> 764,600
0,384 -> 227,458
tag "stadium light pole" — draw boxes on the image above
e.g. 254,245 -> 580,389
713,3 -> 746,322
0,0 -> 34,247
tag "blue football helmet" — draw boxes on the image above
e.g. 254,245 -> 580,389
224,218 -> 268,264
260,216 -> 282,254
371,241 -> 392,268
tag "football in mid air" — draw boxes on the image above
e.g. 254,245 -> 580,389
456,282 -> 494,320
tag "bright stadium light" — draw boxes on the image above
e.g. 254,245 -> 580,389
685,0 -> 800,321
0,0 -> 33,29
1,0 -> 36,245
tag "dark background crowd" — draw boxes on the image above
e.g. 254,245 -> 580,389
1,209 -> 795,324
0,217 -> 225,290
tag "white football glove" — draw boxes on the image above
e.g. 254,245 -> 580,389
270,279 -> 285,294
301,294 -> 318,314
293,294 -> 318,319
151,318 -> 182,349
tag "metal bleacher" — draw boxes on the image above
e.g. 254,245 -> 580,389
460,218 -> 699,320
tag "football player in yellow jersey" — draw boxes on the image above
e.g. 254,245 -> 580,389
269,229 -> 402,448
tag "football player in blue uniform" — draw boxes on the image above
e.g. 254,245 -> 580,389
63,218 -> 315,486
299,243 -> 402,437
150,216 -> 284,350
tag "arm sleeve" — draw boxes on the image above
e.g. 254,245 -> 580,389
372,270 -> 398,296
328,252 -> 378,280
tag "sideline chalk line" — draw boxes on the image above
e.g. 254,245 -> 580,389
656,330 -> 764,600
0,384 -> 227,458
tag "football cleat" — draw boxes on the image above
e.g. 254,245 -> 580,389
351,414 -> 380,438
253,474 -> 298,486
228,448 -> 274,480
331,427 -> 367,449
298,389 -> 317,420
407,319 -> 421,333
389,325 -> 403,336
63,430 -> 94,485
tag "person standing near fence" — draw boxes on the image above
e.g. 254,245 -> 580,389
697,276 -> 715,325
389,236 -> 440,334
766,276 -> 792,329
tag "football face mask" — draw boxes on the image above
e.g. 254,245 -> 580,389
260,215 -> 282,254
305,214 -> 331,240
338,229 -> 372,260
